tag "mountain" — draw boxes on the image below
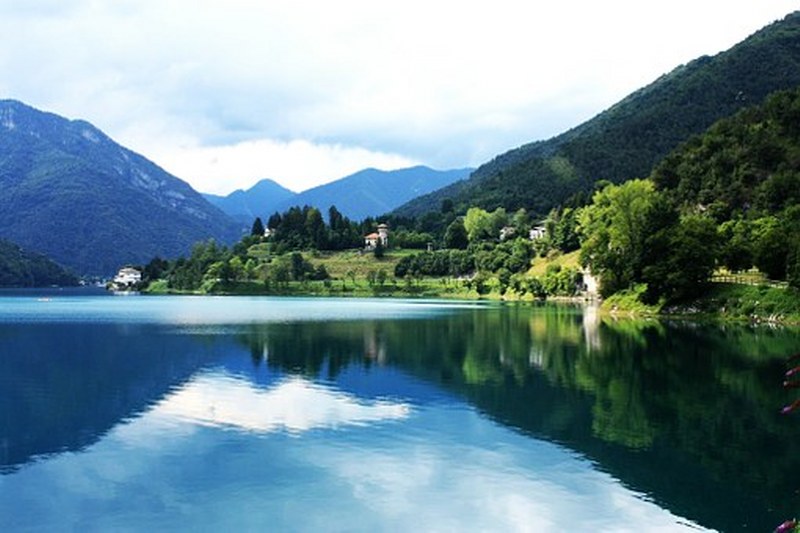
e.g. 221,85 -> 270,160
0,100 -> 241,275
395,11 -> 800,218
0,238 -> 78,287
204,178 -> 296,227
652,86 -> 800,217
270,166 -> 471,221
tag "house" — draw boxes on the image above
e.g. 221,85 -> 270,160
529,225 -> 547,240
263,227 -> 273,238
112,267 -> 142,288
499,226 -> 516,241
364,224 -> 389,249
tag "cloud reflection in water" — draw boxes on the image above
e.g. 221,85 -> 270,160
0,370 -> 707,532
154,372 -> 411,434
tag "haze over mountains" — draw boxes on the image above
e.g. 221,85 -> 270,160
0,100 -> 470,277
2,11 -> 800,280
395,11 -> 800,218
205,166 -> 471,225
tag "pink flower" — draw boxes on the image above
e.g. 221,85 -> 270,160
780,400 -> 800,415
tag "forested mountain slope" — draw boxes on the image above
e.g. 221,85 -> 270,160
652,87 -> 800,218
0,100 -> 241,275
395,12 -> 800,218
0,238 -> 77,287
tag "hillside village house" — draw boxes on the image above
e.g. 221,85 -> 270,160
112,267 -> 142,288
529,225 -> 547,240
364,224 -> 389,250
499,226 -> 517,241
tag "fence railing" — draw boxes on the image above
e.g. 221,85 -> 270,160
710,272 -> 788,289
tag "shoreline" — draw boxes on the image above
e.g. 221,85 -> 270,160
138,279 -> 800,326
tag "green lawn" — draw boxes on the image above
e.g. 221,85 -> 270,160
527,250 -> 581,277
308,249 -> 417,280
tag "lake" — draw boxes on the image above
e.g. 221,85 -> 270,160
0,290 -> 798,531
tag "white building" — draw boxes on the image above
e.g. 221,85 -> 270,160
112,267 -> 142,288
529,225 -> 547,240
364,224 -> 389,249
581,268 -> 599,296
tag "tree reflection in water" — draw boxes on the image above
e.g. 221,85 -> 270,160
235,304 -> 800,531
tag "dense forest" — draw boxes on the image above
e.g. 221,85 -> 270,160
0,239 -> 77,287
576,87 -> 800,303
395,12 -> 800,219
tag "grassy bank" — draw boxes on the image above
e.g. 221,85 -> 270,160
603,283 -> 800,324
145,273 -> 478,299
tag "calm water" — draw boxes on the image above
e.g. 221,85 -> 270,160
1,291 -> 798,531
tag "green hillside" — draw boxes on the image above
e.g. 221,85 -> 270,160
652,87 -> 800,218
0,239 -> 77,287
577,86 -> 800,307
0,100 -> 242,275
395,12 -> 800,218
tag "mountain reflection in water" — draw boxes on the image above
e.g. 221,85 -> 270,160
0,295 -> 797,531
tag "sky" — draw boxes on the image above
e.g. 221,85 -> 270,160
0,1 -> 797,194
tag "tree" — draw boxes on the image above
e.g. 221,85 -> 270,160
229,256 -> 245,281
373,240 -> 385,259
444,218 -> 469,249
488,207 -> 509,237
267,212 -> 282,230
290,252 -> 307,280
304,207 -> 327,249
328,205 -> 344,231
788,240 -> 800,289
718,219 -> 754,273
463,207 -> 493,243
641,214 -> 719,302
578,180 -> 665,296
251,217 -> 265,237
753,216 -> 789,280
143,256 -> 169,281
550,207 -> 581,253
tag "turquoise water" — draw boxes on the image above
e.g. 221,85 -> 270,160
1,291 -> 798,531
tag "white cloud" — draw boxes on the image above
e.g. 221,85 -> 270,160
0,0 -> 797,193
149,138 -> 419,194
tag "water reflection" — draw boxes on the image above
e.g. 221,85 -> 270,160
1,297 -> 798,531
0,322 -> 225,473
155,372 -> 410,433
233,306 -> 800,531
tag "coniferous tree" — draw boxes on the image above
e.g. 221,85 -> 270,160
251,217 -> 265,237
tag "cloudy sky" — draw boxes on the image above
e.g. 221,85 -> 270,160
0,1 -> 797,194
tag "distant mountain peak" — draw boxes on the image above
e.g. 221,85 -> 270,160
270,166 -> 472,221
0,100 -> 241,275
204,178 -> 296,227
207,166 -> 472,223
